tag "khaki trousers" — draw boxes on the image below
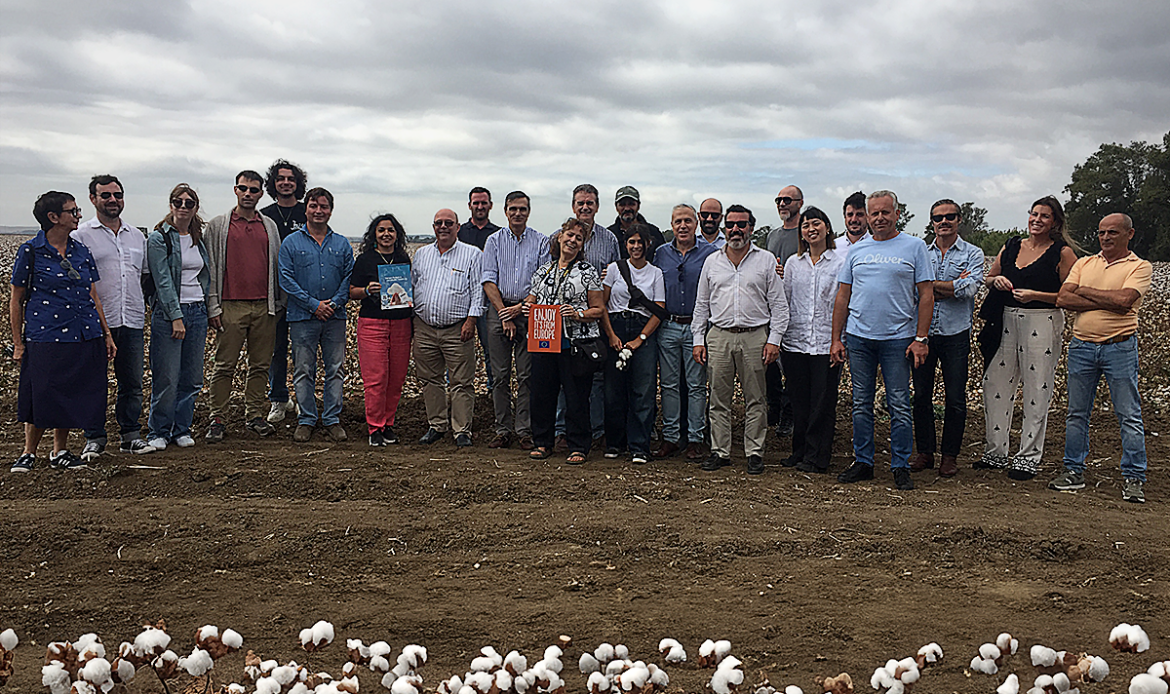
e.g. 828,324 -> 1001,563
413,317 -> 476,434
707,326 -> 769,458
209,300 -> 278,422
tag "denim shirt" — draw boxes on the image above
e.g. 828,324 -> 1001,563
11,231 -> 103,343
147,223 -> 210,322
927,236 -> 985,337
277,227 -> 355,322
652,237 -> 717,315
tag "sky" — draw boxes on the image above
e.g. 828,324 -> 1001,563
2,0 -> 1168,239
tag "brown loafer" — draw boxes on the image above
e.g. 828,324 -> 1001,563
488,433 -> 511,449
517,436 -> 535,451
939,454 -> 959,478
910,451 -> 935,472
685,442 -> 705,461
654,440 -> 680,458
554,435 -> 569,452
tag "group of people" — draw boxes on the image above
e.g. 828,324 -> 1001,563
8,163 -> 1153,502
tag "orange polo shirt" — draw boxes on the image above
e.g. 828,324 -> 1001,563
1066,252 -> 1152,342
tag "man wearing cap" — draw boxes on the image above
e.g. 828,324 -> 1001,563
1049,212 -> 1152,503
609,186 -> 665,259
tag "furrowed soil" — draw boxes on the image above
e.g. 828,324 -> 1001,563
1,235 -> 1167,693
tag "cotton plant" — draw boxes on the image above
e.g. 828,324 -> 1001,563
0,628 -> 17,687
709,655 -> 744,694
698,640 -> 733,668
1127,661 -> 1170,694
752,679 -> 805,694
869,657 -> 920,693
300,622 -> 336,653
657,639 -> 686,664
971,633 -> 1019,676
1111,624 -> 1151,653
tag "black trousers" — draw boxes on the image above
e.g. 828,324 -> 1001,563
779,350 -> 841,469
911,330 -> 970,457
766,361 -> 792,426
531,351 -> 594,454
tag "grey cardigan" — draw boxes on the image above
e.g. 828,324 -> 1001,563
204,209 -> 285,319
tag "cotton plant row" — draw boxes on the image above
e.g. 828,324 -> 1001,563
1128,659 -> 1170,694
867,642 -> 944,694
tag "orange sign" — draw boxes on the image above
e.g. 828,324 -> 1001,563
528,304 -> 562,353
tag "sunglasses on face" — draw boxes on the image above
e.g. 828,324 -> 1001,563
699,212 -> 721,220
97,191 -> 124,200
172,198 -> 197,210
433,219 -> 457,229
775,196 -> 801,206
56,207 -> 82,219
931,213 -> 959,223
235,184 -> 262,194
726,220 -> 751,229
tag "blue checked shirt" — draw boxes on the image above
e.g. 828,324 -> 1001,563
412,240 -> 484,327
481,226 -> 550,303
926,236 -> 985,337
652,237 -> 717,315
277,227 -> 354,322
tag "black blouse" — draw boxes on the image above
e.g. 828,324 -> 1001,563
350,249 -> 413,320
1001,235 -> 1065,309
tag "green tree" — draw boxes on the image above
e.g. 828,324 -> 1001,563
923,201 -> 990,243
896,202 -> 915,234
1064,132 -> 1170,260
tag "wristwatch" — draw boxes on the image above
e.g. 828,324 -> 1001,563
914,336 -> 929,345
639,333 -> 648,341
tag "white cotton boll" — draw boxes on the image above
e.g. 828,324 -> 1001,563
300,629 -> 314,646
545,646 -> 563,660
402,645 -> 427,669
648,664 -> 669,688
370,655 -> 390,672
1031,646 -> 1058,667
1128,625 -> 1151,653
74,634 -> 104,658
470,656 -> 497,672
371,642 -> 393,658
466,670 -> 494,693
437,676 -> 463,694
542,673 -> 565,693
390,674 -> 423,694
1130,673 -> 1170,694
1085,656 -> 1110,682
581,654 -> 601,674
699,640 -> 715,658
1110,623 -> 1132,643
714,640 -> 732,662
261,659 -> 278,673
312,621 -> 335,646
997,674 -> 1020,694
606,660 -> 627,677
114,658 -> 135,683
0,628 -> 18,650
886,682 -> 905,694
980,643 -> 1002,660
481,647 -> 503,666
71,682 -> 97,694
514,673 -> 531,694
871,666 -> 896,689
619,666 -> 649,691
970,656 -> 998,675
495,669 -> 514,690
226,685 -> 246,694
273,665 -> 299,686
1149,662 -> 1169,677
457,687 -> 478,694
659,639 -> 687,664
181,648 -> 214,677
256,677 -> 281,694
221,629 -> 242,649
1034,675 -> 1054,688
1052,672 -> 1071,691
197,625 -> 219,641
917,643 -> 943,664
42,662 -> 71,694
717,656 -> 742,672
80,657 -> 112,684
614,645 -> 629,661
381,672 -> 398,690
288,683 -> 309,694
784,687 -> 804,694
588,672 -> 611,692
596,644 -> 616,664
542,656 -> 563,675
506,651 -> 527,675
710,667 -> 744,694
391,662 -> 410,678
896,659 -> 919,684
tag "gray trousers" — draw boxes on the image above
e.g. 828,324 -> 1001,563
486,304 -> 532,437
412,317 -> 476,435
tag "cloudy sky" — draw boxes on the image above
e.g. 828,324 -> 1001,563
2,0 -> 1167,239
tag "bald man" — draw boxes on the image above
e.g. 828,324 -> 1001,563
765,184 -> 803,437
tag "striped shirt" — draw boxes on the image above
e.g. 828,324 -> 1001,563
583,223 -> 620,275
481,226 -> 550,303
411,240 -> 484,327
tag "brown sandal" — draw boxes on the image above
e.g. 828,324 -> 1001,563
529,446 -> 552,460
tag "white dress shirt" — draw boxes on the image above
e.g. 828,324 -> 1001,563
692,245 -> 789,347
72,217 -> 147,329
411,240 -> 484,327
781,248 -> 845,355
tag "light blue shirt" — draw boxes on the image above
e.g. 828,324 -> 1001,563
837,233 -> 933,340
926,236 -> 985,337
481,226 -> 550,303
277,227 -> 354,322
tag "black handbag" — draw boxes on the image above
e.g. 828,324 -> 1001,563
570,335 -> 607,375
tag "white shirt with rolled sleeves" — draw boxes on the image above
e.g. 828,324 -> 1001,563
782,248 -> 846,355
692,244 -> 789,347
411,240 -> 485,327
72,217 -> 146,329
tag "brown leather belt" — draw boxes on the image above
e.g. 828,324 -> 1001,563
718,325 -> 765,334
1100,333 -> 1134,345
668,314 -> 692,324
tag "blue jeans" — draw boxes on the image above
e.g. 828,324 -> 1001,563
912,330 -> 970,457
290,319 -> 347,427
657,320 -> 706,443
603,314 -> 658,455
846,334 -> 914,469
268,313 -> 291,403
148,303 -> 208,441
1062,337 -> 1147,481
85,326 -> 145,443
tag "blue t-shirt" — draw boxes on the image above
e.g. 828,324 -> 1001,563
11,231 -> 103,343
837,233 -> 933,340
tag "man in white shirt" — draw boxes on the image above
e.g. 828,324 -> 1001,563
838,191 -> 872,250
72,174 -> 155,459
693,205 -> 789,474
412,209 -> 484,447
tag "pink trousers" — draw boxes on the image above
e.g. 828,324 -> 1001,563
356,317 -> 412,433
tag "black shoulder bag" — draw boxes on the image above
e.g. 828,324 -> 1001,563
615,259 -> 669,321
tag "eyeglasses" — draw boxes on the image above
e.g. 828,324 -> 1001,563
172,198 -> 197,210
59,257 -> 81,281
235,184 -> 262,194
775,196 -> 802,206
698,212 -> 721,220
931,213 -> 959,222
433,219 -> 457,229
725,220 -> 751,229
97,191 -> 124,200
56,207 -> 82,219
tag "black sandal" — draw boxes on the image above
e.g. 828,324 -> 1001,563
566,451 -> 587,465
529,446 -> 552,460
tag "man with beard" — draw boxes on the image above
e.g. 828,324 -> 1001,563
693,205 -> 788,475
73,174 -> 155,459
458,187 -> 501,390
698,198 -> 726,248
261,159 -> 308,424
608,186 -> 665,258
839,191 -> 871,250
764,185 -> 803,438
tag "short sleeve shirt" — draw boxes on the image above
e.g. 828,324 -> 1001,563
351,249 -> 413,320
1067,252 -> 1152,342
10,231 -> 103,343
529,260 -> 602,340
603,261 -> 665,316
837,233 -> 934,340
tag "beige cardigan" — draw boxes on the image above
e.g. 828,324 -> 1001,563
204,209 -> 285,319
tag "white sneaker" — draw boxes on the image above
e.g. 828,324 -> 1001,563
267,400 -> 296,423
146,437 -> 168,451
174,435 -> 196,448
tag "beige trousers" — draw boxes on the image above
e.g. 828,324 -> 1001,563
412,317 -> 476,434
707,326 -> 769,458
208,300 -> 277,422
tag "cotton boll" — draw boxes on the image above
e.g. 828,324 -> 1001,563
370,642 -> 393,658
337,675 -> 360,694
542,656 -> 564,675
390,674 -> 424,694
506,651 -> 528,676
970,656 -> 998,675
222,629 -> 243,650
226,685 -> 246,694
1127,625 -> 1151,653
997,674 -> 1020,694
256,677 -> 281,694
391,661 -> 410,678
436,676 -> 463,694
606,660 -> 627,677
996,633 -> 1019,655
871,666 -> 896,690
80,656 -> 112,684
699,640 -> 716,662
545,646 -> 563,661
1052,672 -> 1071,691
1032,646 -> 1058,667
783,687 -> 804,694
709,666 -> 744,694
470,656 -> 497,672
718,656 -> 742,673
648,664 -> 669,689
273,665 -> 299,686
916,642 -> 943,667
180,648 -> 213,677
1130,673 -> 1170,694
196,625 -> 219,642
595,644 -> 615,664
581,654 -> 601,674
588,671 -> 611,694
457,686 -> 478,694
714,641 -> 732,664
895,658 -> 919,684
370,655 -> 390,673
466,670 -> 495,693
42,662 -> 72,694
481,646 -> 503,667
1034,675 -> 1054,689
1148,661 -> 1169,677
0,628 -> 18,651
70,682 -> 96,694
1080,655 -> 1109,683
111,657 -> 135,684
980,643 -> 1002,661
495,669 -> 514,691
74,634 -> 105,660
614,645 -> 629,661
542,672 -> 565,693
381,671 -> 398,690
659,639 -> 687,665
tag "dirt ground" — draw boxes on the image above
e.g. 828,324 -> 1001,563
1,234 -> 1167,693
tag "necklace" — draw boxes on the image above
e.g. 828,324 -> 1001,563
376,250 -> 393,264
274,204 -> 296,226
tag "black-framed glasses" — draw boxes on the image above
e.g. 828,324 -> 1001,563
433,219 -> 457,229
699,212 -> 720,220
97,191 -> 124,200
59,257 -> 81,281
235,184 -> 262,194
931,213 -> 959,222
775,196 -> 802,206
56,207 -> 82,219
725,220 -> 751,229
172,198 -> 197,210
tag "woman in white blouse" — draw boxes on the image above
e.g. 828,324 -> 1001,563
780,206 -> 845,473
599,226 -> 666,464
